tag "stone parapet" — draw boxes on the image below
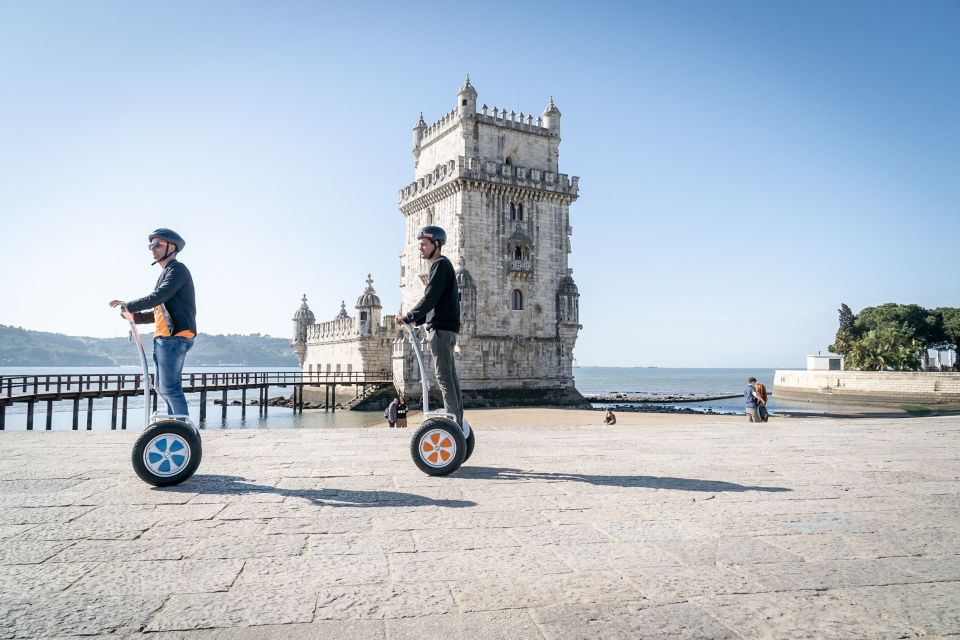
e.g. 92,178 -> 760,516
399,156 -> 578,209
774,370 -> 960,406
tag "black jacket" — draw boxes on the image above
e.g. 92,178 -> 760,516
404,256 -> 460,333
127,260 -> 197,337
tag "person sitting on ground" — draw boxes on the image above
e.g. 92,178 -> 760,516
604,409 -> 617,425
396,397 -> 408,428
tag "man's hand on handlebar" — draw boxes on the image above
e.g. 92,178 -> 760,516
109,300 -> 134,322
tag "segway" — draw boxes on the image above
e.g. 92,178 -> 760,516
121,307 -> 202,486
404,324 -> 475,476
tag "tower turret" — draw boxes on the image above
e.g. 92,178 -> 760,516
412,113 -> 427,167
455,257 -> 476,335
354,274 -> 383,337
457,75 -> 478,117
291,294 -> 314,366
542,96 -> 561,135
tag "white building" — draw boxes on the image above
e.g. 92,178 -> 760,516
293,78 -> 586,406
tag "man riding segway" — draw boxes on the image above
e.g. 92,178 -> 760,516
109,228 -> 196,417
397,226 -> 474,475
109,229 -> 201,486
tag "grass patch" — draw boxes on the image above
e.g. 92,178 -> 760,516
901,405 -> 932,416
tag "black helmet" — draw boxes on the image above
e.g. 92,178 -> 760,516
417,226 -> 446,246
148,228 -> 186,252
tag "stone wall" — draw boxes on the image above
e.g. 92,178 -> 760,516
774,370 -> 960,406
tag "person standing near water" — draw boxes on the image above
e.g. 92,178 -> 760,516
744,377 -> 763,423
109,229 -> 196,416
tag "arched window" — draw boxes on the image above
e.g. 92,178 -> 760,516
517,203 -> 523,221
511,289 -> 523,311
513,246 -> 523,260
510,203 -> 516,220
505,157 -> 513,165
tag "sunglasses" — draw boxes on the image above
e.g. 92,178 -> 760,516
148,241 -> 165,250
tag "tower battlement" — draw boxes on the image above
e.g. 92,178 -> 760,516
399,155 -> 579,207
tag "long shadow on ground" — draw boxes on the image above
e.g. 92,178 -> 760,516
457,466 -> 792,493
162,474 -> 476,508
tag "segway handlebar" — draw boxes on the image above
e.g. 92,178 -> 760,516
120,305 -> 152,429
403,323 -> 430,413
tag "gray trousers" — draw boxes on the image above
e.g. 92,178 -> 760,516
428,329 -> 463,426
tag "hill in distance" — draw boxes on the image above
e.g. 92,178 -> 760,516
0,324 -> 298,367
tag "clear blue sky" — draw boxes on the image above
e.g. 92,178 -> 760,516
1,1 -> 957,367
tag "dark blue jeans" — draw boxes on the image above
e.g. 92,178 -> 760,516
152,337 -> 194,415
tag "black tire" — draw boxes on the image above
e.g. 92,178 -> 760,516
463,427 -> 476,463
132,420 -> 202,486
410,417 -> 465,476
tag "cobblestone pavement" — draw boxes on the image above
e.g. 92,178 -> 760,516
1,412 -> 959,639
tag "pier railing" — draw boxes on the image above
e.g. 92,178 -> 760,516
0,370 -> 394,430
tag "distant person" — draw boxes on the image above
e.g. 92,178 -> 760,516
109,229 -> 196,416
754,380 -> 769,422
386,397 -> 399,428
395,226 -> 463,426
604,409 -> 617,425
396,397 -> 408,429
744,377 -> 762,423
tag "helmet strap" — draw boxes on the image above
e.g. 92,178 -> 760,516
426,242 -> 440,260
151,243 -> 175,266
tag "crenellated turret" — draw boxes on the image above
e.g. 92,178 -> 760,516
354,274 -> 383,337
412,113 -> 427,167
542,96 -> 561,135
455,257 -> 476,335
291,294 -> 315,366
557,271 -> 580,326
457,74 -> 477,117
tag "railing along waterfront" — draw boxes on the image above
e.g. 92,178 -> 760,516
0,370 -> 393,431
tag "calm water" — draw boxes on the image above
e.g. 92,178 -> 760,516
0,365 -> 795,431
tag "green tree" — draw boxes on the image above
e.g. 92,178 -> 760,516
846,324 -> 922,371
933,307 -> 960,348
828,303 -> 856,356
854,303 -> 943,346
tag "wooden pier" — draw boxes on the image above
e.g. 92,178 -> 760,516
0,371 -> 392,430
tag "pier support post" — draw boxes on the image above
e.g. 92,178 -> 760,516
26,400 -> 34,430
199,390 -> 207,423
86,397 -> 94,430
263,386 -> 269,417
331,384 -> 336,412
0,404 -> 5,431
221,389 -> 228,421
111,396 -> 118,430
46,400 -> 53,430
121,396 -> 128,429
72,398 -> 79,430
241,388 -> 247,419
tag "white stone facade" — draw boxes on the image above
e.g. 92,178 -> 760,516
293,78 -> 585,406
395,78 -> 583,404
291,277 -> 396,381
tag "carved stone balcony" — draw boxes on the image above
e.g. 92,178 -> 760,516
508,259 -> 533,278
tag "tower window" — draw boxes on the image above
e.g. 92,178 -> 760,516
517,203 -> 523,220
514,246 -> 523,260
461,99 -> 467,106
511,289 -> 523,311
510,202 -> 524,221
360,312 -> 367,321
505,157 -> 512,165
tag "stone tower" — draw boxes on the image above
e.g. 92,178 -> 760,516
396,77 -> 584,405
290,294 -> 314,366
